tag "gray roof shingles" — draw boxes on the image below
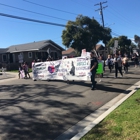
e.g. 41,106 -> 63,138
0,48 -> 8,54
1,40 -> 64,53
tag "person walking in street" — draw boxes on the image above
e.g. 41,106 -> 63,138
97,56 -> 104,82
132,53 -> 139,68
123,55 -> 129,73
23,62 -> 31,79
114,54 -> 123,78
106,55 -> 114,73
90,51 -> 98,90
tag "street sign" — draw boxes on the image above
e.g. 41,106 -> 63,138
114,40 -> 118,48
113,40 -> 118,54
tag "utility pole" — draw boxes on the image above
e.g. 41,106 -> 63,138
95,1 -> 108,72
94,1 -> 108,27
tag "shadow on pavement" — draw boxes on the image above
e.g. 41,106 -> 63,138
0,84 -> 93,140
68,81 -> 127,94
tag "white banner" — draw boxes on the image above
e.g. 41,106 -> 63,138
32,57 -> 91,81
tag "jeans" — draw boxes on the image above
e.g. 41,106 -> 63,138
108,65 -> 113,73
115,67 -> 123,77
91,70 -> 96,87
124,66 -> 128,73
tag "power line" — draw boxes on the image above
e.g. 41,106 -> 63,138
105,7 -> 140,31
70,0 -> 94,10
108,3 -> 139,27
23,0 -> 78,16
0,12 -> 66,27
112,32 -> 120,37
111,30 -> 133,39
94,1 -> 108,27
23,0 -> 100,20
0,3 -> 68,21
69,0 -> 101,20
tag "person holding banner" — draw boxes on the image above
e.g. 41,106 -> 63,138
90,51 -> 98,90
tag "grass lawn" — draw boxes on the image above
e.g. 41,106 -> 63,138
81,90 -> 140,140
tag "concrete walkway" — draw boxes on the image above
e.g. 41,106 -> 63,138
0,72 -> 16,80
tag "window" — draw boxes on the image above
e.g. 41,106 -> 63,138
2,54 -> 7,62
28,52 -> 32,58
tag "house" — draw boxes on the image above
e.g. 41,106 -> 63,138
0,48 -> 8,68
95,44 -> 108,59
0,40 -> 64,70
62,44 -> 107,58
62,48 -> 76,58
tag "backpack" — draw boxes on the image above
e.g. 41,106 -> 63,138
108,59 -> 111,65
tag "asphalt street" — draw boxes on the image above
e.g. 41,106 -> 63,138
0,66 -> 140,140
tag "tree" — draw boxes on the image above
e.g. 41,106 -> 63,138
130,42 -> 137,54
102,27 -> 112,45
107,37 -> 118,47
62,15 -> 112,54
134,35 -> 140,49
107,36 -> 131,55
131,42 -> 137,49
106,37 -> 118,54
134,35 -> 140,43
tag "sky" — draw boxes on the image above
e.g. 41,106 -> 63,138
0,0 -> 139,49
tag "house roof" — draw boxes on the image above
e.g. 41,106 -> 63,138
96,44 -> 103,50
0,48 -> 8,54
6,40 -> 64,53
62,44 -> 104,55
62,48 -> 75,55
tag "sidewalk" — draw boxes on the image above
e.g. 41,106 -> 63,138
0,72 -> 16,80
0,72 -> 33,80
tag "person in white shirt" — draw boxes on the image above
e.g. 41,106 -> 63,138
122,55 -> 129,73
106,55 -> 114,73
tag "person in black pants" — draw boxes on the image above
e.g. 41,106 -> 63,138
106,55 -> 113,73
132,53 -> 139,67
90,51 -> 98,90
114,54 -> 123,78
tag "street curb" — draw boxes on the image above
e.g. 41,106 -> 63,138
70,81 -> 140,140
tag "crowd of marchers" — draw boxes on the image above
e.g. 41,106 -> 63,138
90,51 -> 139,90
